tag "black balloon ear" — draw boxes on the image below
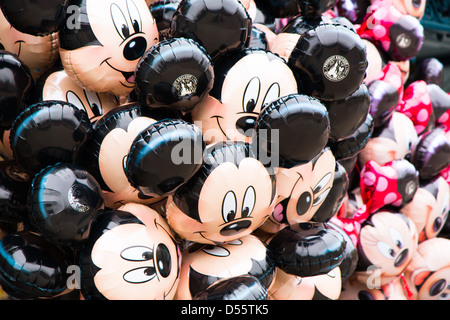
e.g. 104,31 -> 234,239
297,0 -> 338,20
150,0 -> 181,40
126,119 -> 205,196
325,83 -> 371,142
10,101 -> 92,174
288,23 -> 368,102
414,58 -> 444,86
28,163 -> 104,248
0,0 -> 67,36
193,275 -> 268,300
135,37 -> 214,112
170,0 -> 252,60
0,231 -> 71,299
254,0 -> 300,18
253,94 -> 330,169
328,113 -> 374,161
367,79 -> 400,128
410,128 -> 450,181
0,51 -> 34,130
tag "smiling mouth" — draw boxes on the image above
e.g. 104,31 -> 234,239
101,58 -> 136,87
211,115 -> 231,140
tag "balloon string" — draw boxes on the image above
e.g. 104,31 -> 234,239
399,273 -> 415,300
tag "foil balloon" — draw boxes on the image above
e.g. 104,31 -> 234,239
134,37 -> 214,112
358,112 -> 418,167
28,68 -> 120,123
325,83 -> 371,142
328,112 -> 374,161
0,231 -> 71,299
353,211 -> 419,287
0,0 -> 66,36
75,103 -> 181,208
165,141 -> 276,245
79,203 -> 181,300
28,163 -> 105,248
357,0 -> 424,61
191,49 -> 299,144
414,58 -> 444,87
125,119 -> 206,197
175,234 -> 275,300
149,0 -> 181,40
410,127 -> 450,181
427,84 -> 450,133
296,0 -> 338,20
0,51 -> 33,130
404,237 -> 450,300
9,101 -> 92,174
254,0 -> 301,18
0,9 -> 60,80
193,275 -> 268,300
254,93 -> 330,169
397,80 -> 434,136
268,222 -> 347,277
170,0 -> 252,61
334,0 -> 371,24
401,176 -> 450,243
59,0 -> 160,97
287,23 -> 368,101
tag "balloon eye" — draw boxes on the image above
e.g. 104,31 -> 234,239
222,191 -> 237,223
242,186 -> 256,218
242,77 -> 260,113
111,4 -> 130,40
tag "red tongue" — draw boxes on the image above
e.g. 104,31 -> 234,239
127,75 -> 135,83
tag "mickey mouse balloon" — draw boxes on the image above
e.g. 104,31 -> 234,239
59,0 -> 160,96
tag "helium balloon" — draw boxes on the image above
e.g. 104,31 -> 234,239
288,23 -> 368,101
0,51 -> 33,129
367,80 -> 401,128
149,0 -> 181,40
0,231 -> 71,299
170,0 -> 252,60
28,163 -> 104,248
410,127 -> 450,181
334,0 -> 371,24
59,0 -> 160,97
414,58 -> 444,87
9,101 -> 92,174
268,222 -> 346,277
297,0 -> 338,20
193,275 -> 268,300
254,0 -> 301,18
125,119 -> 205,197
325,83 -> 371,142
0,0 -> 67,36
428,84 -> 450,132
79,203 -> 181,300
254,93 -> 330,168
135,37 -> 214,112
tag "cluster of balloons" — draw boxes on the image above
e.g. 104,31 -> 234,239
0,0 -> 448,301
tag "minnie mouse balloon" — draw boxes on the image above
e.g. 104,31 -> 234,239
135,37 -> 214,112
9,101 -> 91,174
0,0 -> 67,36
170,0 -> 252,60
28,163 -> 104,248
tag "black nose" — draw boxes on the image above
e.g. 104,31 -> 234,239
235,116 -> 257,137
123,36 -> 147,61
220,220 -> 251,236
394,248 -> 409,268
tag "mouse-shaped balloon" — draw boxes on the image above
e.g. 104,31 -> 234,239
404,237 -> 450,300
401,176 -> 450,243
175,234 -> 275,300
59,0 -> 160,97
79,203 -> 181,300
165,141 -> 276,245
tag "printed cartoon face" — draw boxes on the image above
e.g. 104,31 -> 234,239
261,148 -> 336,233
59,0 -> 159,96
391,0 -> 427,20
269,267 -> 342,300
358,112 -> 419,167
98,116 -> 161,208
406,238 -> 450,300
357,211 -> 418,286
87,203 -> 180,300
401,177 -> 450,242
0,10 -> 59,79
166,143 -> 276,244
40,70 -> 120,122
191,50 -> 298,144
175,234 -> 275,300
